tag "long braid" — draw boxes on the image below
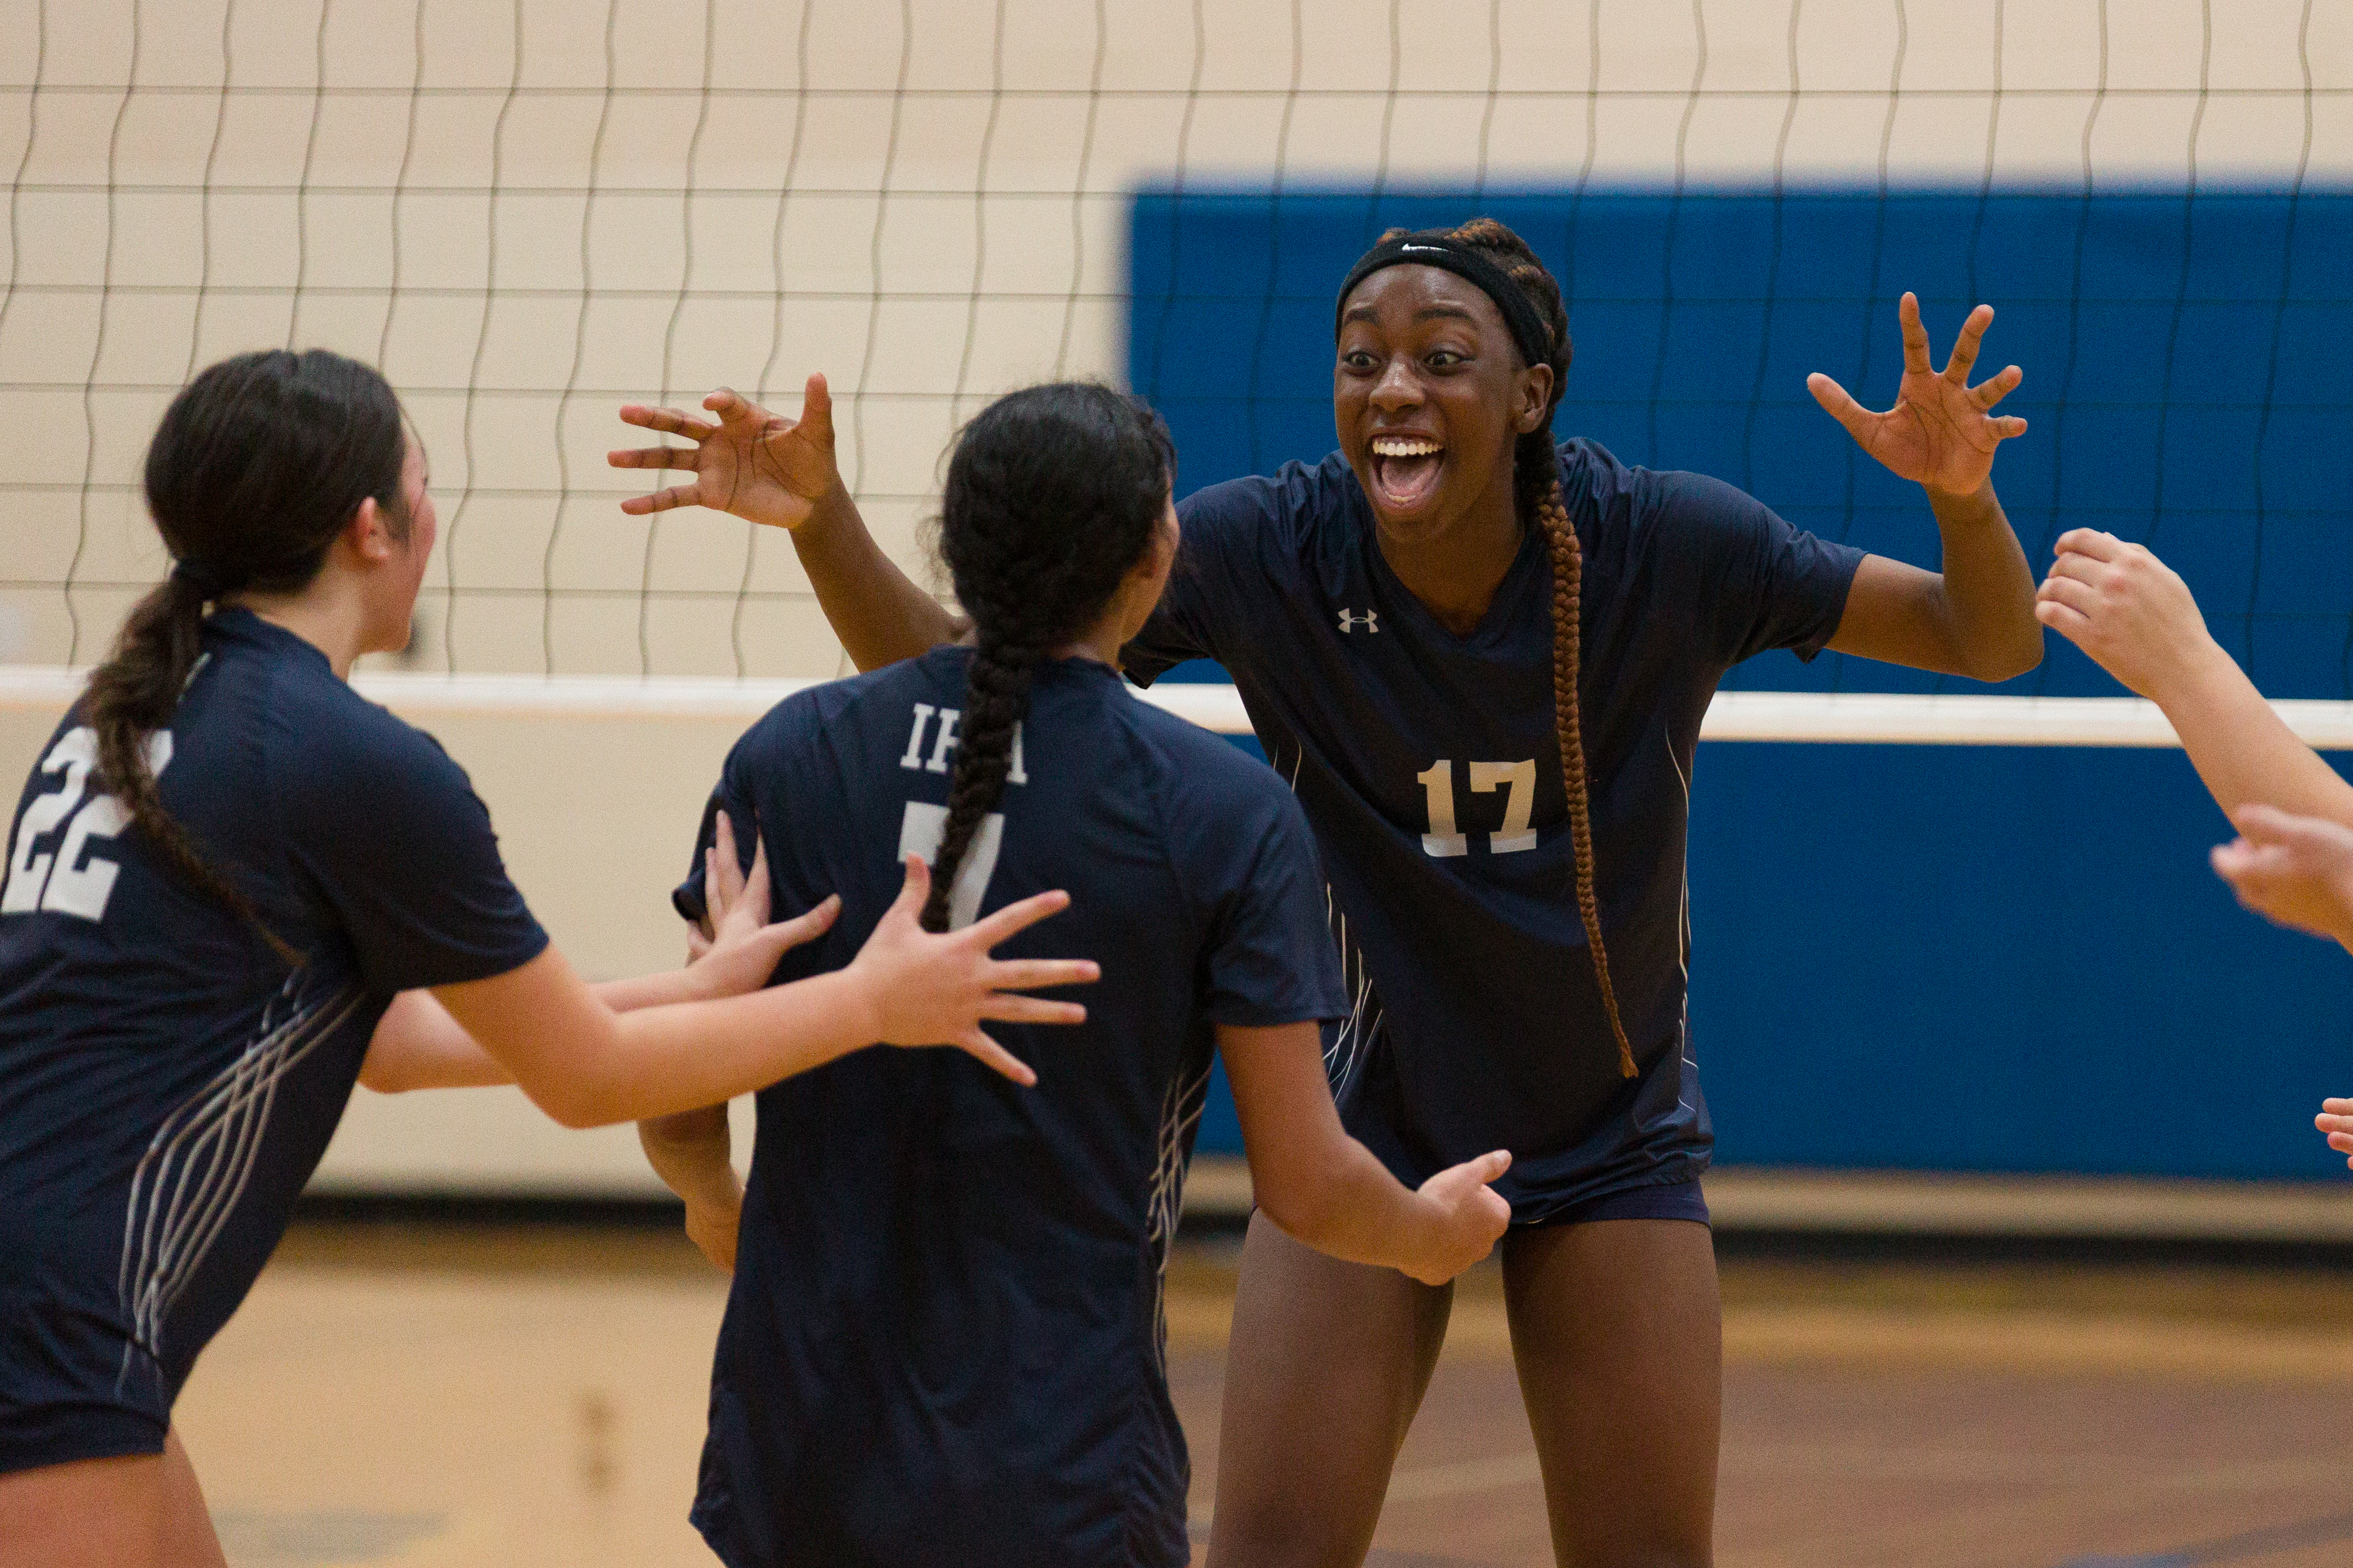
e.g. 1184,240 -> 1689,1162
925,382 -> 1174,933
922,631 -> 1045,932
1427,217 -> 1637,1078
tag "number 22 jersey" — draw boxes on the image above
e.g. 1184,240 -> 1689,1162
1121,439 -> 1865,1222
0,608 -> 545,1472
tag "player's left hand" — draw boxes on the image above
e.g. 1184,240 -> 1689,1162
2317,1098 -> 2353,1173
2033,530 -> 2223,702
2210,805 -> 2353,953
689,810 -> 841,999
1809,292 -> 2026,499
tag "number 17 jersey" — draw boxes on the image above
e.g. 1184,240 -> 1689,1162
1121,440 -> 1865,1221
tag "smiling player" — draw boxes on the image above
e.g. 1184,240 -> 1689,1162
611,216 -> 2042,1567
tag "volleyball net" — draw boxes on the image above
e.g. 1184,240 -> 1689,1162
5,0 -> 2352,1194
0,0 -> 2342,721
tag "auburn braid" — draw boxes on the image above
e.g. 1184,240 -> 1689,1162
1421,217 -> 1636,1078
925,382 -> 1174,933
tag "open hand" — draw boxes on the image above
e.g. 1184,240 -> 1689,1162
2210,805 -> 2353,953
1401,1149 -> 1513,1285
610,374 -> 842,529
688,810 -> 842,998
1810,292 -> 2026,498
847,855 -> 1100,1086
2317,1098 -> 2353,1173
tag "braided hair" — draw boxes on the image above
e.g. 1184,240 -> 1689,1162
923,382 -> 1175,932
1378,218 -> 1635,1078
83,349 -> 410,964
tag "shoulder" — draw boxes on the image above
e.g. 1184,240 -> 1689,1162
1178,452 -> 1360,560
1112,698 -> 1302,837
264,666 -> 473,815
723,655 -> 946,782
1559,438 -> 1779,552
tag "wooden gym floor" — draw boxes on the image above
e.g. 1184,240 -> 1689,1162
178,1223 -> 2353,1568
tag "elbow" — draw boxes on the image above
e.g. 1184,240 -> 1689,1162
356,1052 -> 419,1096
1954,618 -> 2045,684
522,1079 -> 617,1131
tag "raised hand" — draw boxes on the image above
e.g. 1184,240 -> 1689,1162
610,373 -> 841,530
847,855 -> 1100,1086
1400,1149 -> 1513,1285
688,810 -> 842,998
1810,292 -> 2027,498
2210,805 -> 2353,953
2317,1099 -> 2353,1172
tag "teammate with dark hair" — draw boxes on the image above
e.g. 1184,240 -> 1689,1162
0,350 -> 1098,1568
637,381 -> 1511,1568
613,217 -> 2042,1566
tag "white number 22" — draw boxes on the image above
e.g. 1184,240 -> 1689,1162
2,726 -> 173,922
1416,758 -> 1536,858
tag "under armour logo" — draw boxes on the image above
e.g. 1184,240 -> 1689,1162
1338,609 -> 1378,634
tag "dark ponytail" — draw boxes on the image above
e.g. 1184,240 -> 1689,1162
924,383 -> 1174,931
85,348 -> 408,961
1384,218 -> 1635,1079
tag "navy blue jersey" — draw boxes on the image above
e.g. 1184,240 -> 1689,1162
675,646 -> 1345,1568
1122,440 -> 1864,1221
0,610 -> 545,1470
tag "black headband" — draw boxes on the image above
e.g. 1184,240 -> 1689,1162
1334,231 -> 1555,370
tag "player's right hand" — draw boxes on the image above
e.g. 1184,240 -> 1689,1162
846,855 -> 1101,1086
609,373 -> 843,530
2210,804 -> 2353,953
1403,1149 -> 1513,1285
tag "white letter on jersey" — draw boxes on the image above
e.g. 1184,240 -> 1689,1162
1468,759 -> 1538,854
3,727 -> 173,921
897,801 -> 1005,931
899,703 -> 937,770
1415,761 -> 1468,858
1007,722 -> 1028,787
925,709 -> 962,774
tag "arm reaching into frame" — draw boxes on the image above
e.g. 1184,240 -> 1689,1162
2035,530 -> 2353,831
609,375 -> 959,670
2317,1099 -> 2353,1173
1219,1020 -> 1511,1285
1813,292 -> 2043,683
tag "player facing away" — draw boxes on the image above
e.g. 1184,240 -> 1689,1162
610,218 -> 2044,1567
636,382 -> 1511,1568
0,351 -> 1098,1568
2033,529 -> 2353,1170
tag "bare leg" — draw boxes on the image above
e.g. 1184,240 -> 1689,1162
0,1449 -> 165,1568
157,1431 -> 227,1568
1501,1219 -> 1720,1568
1205,1211 -> 1453,1568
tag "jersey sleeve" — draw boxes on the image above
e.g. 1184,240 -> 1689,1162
1119,477 -> 1274,687
1654,469 -> 1866,666
1172,766 -> 1348,1027
278,709 -> 548,995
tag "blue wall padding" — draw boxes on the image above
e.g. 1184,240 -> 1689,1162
1134,187 -> 2353,1180
1131,187 -> 2353,700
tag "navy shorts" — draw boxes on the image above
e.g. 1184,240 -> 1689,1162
1526,1177 -> 1710,1229
0,1290 -> 169,1476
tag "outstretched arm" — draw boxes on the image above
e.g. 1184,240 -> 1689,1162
2035,530 -> 2353,830
610,374 -> 959,670
1812,293 -> 2042,682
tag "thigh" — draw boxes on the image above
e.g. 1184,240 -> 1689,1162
157,1431 -> 226,1568
1205,1211 -> 1453,1568
1501,1219 -> 1721,1568
0,1450 -> 166,1568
